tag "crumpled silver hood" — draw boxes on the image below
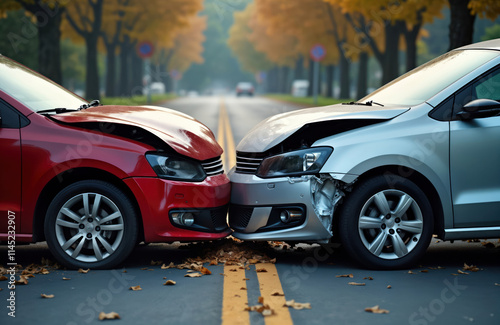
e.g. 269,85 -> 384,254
236,104 -> 409,152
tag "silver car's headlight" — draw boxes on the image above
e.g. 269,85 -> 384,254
256,147 -> 333,178
146,153 -> 206,181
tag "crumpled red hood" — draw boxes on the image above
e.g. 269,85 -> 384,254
51,105 -> 222,161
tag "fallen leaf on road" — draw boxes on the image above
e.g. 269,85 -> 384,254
256,268 -> 267,273
98,311 -> 120,320
229,268 -> 237,272
41,294 -> 54,299
161,262 -> 175,269
200,267 -> 212,275
336,274 -> 353,278
62,277 -> 71,280
78,268 -> 89,274
365,305 -> 389,314
271,291 -> 284,296
408,270 -> 415,274
16,275 -> 29,285
363,276 -> 374,280
240,287 -> 247,290
457,270 -> 469,275
348,282 -> 365,286
284,299 -> 312,310
184,273 -> 202,278
209,259 -> 218,265
248,259 -> 259,264
420,270 -> 429,273
494,283 -> 500,286
482,241 -> 495,248
129,285 -> 142,291
245,298 -> 275,316
387,285 -> 392,289
0,276 -> 8,281
463,263 -> 479,272
163,280 -> 176,286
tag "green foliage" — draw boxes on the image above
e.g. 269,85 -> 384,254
0,9 -> 38,70
481,24 -> 500,41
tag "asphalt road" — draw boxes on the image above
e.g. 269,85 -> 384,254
1,96 -> 499,325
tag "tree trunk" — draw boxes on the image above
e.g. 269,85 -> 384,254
21,1 -> 64,84
382,21 -> 403,85
130,52 -> 143,96
339,54 -> 350,99
326,65 -> 335,98
279,66 -> 290,94
85,34 -> 100,99
119,37 -> 131,96
403,24 -> 420,72
307,59 -> 314,97
105,43 -> 117,97
295,56 -> 304,79
356,51 -> 368,99
448,0 -> 476,50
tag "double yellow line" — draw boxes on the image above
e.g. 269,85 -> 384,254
217,98 -> 293,324
217,98 -> 236,170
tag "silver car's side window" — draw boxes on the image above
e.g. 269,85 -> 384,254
473,69 -> 500,101
450,68 -> 500,119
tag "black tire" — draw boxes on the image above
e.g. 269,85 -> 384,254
338,174 -> 433,269
44,180 -> 138,269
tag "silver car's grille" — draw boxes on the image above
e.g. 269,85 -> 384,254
202,157 -> 224,176
235,152 -> 265,174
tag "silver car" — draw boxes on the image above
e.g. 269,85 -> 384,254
228,39 -> 500,269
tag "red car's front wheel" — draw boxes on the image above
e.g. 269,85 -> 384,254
44,180 -> 138,269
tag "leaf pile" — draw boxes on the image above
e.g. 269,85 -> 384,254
159,238 -> 277,271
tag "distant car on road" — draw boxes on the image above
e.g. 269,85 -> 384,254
0,55 -> 230,269
236,82 -> 254,97
229,39 -> 500,269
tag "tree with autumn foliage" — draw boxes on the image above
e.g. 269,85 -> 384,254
251,0 -> 357,97
331,0 -> 447,85
152,14 -> 207,92
449,0 -> 500,50
62,0 -> 203,98
1,0 -> 67,83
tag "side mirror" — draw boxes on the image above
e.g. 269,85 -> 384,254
457,98 -> 500,121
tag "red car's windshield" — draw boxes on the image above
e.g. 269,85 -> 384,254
0,55 -> 88,112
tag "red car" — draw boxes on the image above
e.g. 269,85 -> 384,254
0,56 -> 231,269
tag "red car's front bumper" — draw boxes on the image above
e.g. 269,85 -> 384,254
124,174 -> 231,242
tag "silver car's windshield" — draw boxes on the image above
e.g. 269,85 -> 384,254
0,56 -> 87,112
362,50 -> 500,106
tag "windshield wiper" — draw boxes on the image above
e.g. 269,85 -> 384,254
37,107 -> 77,114
342,100 -> 384,107
79,99 -> 100,110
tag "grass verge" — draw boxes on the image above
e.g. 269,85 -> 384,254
265,94 -> 351,107
101,93 -> 177,106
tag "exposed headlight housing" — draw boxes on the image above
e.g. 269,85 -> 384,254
146,153 -> 206,181
256,147 -> 333,178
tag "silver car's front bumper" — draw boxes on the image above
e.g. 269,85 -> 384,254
228,171 -> 335,242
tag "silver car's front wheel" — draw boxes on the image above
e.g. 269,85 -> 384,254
358,190 -> 423,260
339,175 -> 433,269
45,180 -> 138,269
